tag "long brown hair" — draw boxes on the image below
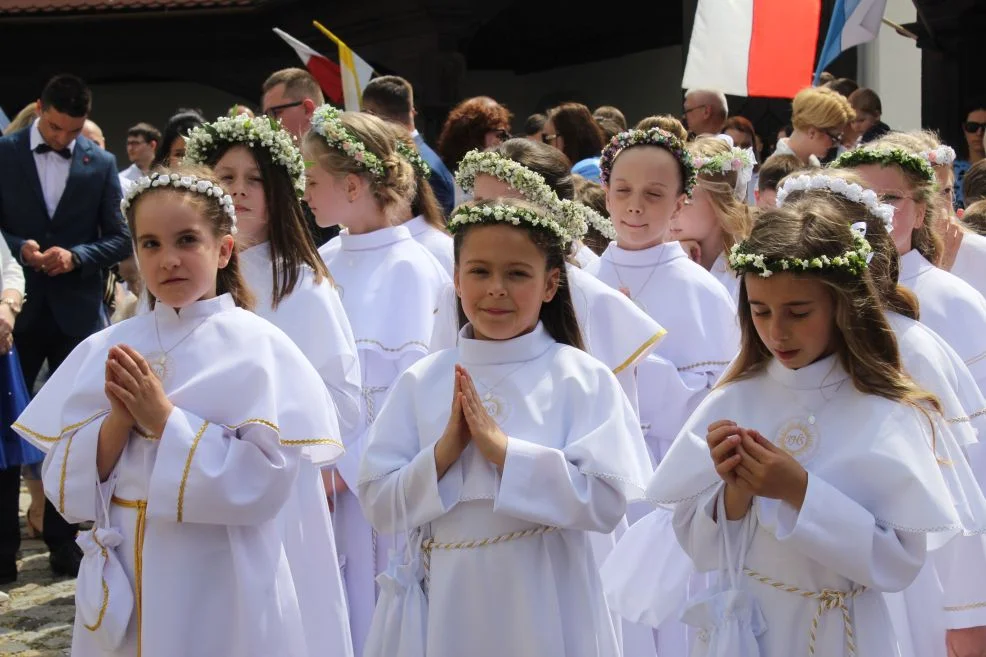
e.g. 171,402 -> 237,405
452,198 -> 585,350
124,165 -> 255,311
777,169 -> 920,320
205,143 -> 329,308
687,136 -> 753,250
547,102 -> 605,166
722,204 -> 940,417
380,121 -> 447,232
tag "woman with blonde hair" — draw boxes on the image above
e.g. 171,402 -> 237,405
1,103 -> 38,136
775,86 -> 853,165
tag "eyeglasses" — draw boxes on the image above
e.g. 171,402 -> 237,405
126,139 -> 147,147
681,105 -> 707,119
264,100 -> 304,119
824,129 -> 844,143
493,129 -> 512,141
964,121 -> 986,134
542,133 -> 559,143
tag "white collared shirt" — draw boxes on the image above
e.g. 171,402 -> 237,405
29,119 -> 75,218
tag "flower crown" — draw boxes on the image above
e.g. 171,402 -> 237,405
831,147 -> 936,184
918,145 -> 956,168
184,114 -> 307,197
454,149 -> 588,241
692,146 -> 756,198
563,198 -> 617,241
729,222 -> 872,278
308,104 -> 386,180
395,141 -> 431,178
599,127 -> 697,196
121,171 -> 237,234
447,203 -> 569,244
776,174 -> 895,233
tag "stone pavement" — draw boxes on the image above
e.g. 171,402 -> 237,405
0,486 -> 74,656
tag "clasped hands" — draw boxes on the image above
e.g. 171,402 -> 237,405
706,419 -> 808,519
434,364 -> 508,477
21,240 -> 75,276
104,345 -> 174,438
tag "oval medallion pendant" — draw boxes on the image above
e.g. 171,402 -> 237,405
143,351 -> 171,385
482,392 -> 511,424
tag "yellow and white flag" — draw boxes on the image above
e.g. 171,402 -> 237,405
313,21 -> 374,111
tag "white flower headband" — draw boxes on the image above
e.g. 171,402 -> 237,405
121,172 -> 238,234
395,141 -> 431,178
308,104 -> 386,180
729,221 -> 872,278
776,174 -> 895,233
918,145 -> 956,168
561,198 -> 616,241
692,146 -> 756,198
448,202 -> 569,244
455,149 -> 589,241
184,114 -> 307,196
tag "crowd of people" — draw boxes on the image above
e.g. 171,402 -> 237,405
0,65 -> 985,657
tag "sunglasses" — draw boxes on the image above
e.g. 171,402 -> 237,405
964,121 -> 986,134
824,129 -> 844,143
542,133 -> 559,143
492,129 -> 512,141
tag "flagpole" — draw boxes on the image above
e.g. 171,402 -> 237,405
312,20 -> 378,76
880,17 -> 918,41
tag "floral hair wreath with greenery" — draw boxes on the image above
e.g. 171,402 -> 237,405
395,141 -> 431,178
121,171 -> 238,234
776,173 -> 895,233
308,104 -> 386,181
692,146 -> 756,198
454,149 -> 588,241
447,202 -> 570,245
184,114 -> 307,197
599,127 -> 697,196
918,145 -> 956,168
831,147 -> 936,184
728,221 -> 873,278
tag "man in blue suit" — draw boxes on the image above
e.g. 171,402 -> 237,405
360,75 -> 456,217
0,74 -> 131,582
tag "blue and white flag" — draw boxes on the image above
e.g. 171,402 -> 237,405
813,0 -> 887,85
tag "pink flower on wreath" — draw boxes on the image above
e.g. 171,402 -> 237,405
355,151 -> 365,163
731,158 -> 742,170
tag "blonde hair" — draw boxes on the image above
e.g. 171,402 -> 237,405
379,120 -> 447,232
635,115 -> 688,142
687,136 -> 753,249
962,200 -> 986,236
723,204 -> 941,418
869,134 -> 945,264
777,168 -> 919,320
303,111 -> 415,215
791,86 -> 855,133
2,103 -> 38,136
123,165 -> 255,311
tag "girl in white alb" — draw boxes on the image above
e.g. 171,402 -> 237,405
776,169 -> 986,657
15,169 -> 345,657
644,201 -> 986,656
184,114 -> 359,656
835,145 -> 986,392
671,136 -> 755,300
358,198 -> 652,657
588,127 -> 740,464
303,106 -> 451,657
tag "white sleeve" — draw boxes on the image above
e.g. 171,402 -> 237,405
0,234 -> 25,296
493,436 -> 626,533
935,533 -> 986,628
773,474 -> 927,591
145,407 -> 299,525
672,484 -> 741,573
40,416 -> 111,524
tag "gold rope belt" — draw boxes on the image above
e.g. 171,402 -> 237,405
112,496 -> 147,657
421,525 -> 557,578
745,568 -> 865,656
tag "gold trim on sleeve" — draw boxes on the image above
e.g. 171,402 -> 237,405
177,420 -> 209,523
223,418 -> 342,449
82,529 -> 110,632
677,360 -> 732,372
945,601 -> 986,612
355,338 -> 429,353
13,410 -> 108,443
279,438 -> 345,448
58,433 -> 74,514
613,329 -> 667,375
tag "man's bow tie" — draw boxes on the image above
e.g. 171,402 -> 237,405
34,143 -> 72,159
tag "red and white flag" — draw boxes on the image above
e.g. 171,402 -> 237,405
273,27 -> 344,106
683,0 -> 822,98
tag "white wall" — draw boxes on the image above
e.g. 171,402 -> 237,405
461,46 -> 684,130
856,0 -> 921,130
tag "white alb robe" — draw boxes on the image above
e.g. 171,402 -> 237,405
320,225 -> 452,657
587,241 -> 740,461
574,241 -> 601,268
14,294 -> 344,657
951,229 -> 986,301
646,355 -> 985,657
710,251 -> 741,302
404,214 -> 454,277
899,249 -> 986,391
358,322 -> 653,657
240,242 -> 360,657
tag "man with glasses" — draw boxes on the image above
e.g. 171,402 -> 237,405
682,88 -> 728,137
261,68 -> 337,243
119,122 -> 160,189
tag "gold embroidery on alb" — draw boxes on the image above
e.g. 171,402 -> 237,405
776,418 -> 819,463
